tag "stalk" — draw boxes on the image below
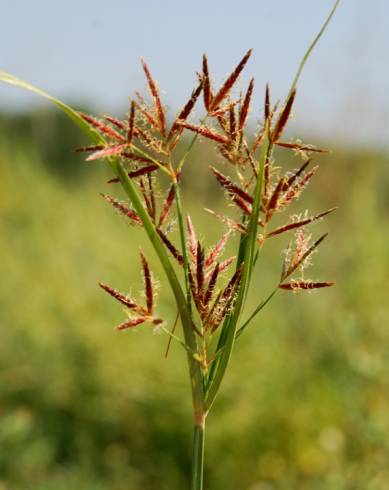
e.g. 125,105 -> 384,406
191,418 -> 206,490
113,160 -> 205,420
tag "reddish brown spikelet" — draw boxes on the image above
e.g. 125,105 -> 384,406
221,266 -> 242,303
239,77 -> 254,130
116,317 -> 148,331
187,215 -> 197,258
276,141 -> 328,153
283,165 -> 319,205
122,152 -> 155,164
266,208 -> 337,238
196,241 -> 205,293
134,100 -> 159,131
127,100 -> 136,144
158,183 -> 176,227
140,250 -> 153,314
284,233 -> 328,279
80,112 -> 126,142
233,195 -> 253,216
103,115 -> 126,131
218,256 -> 235,273
271,89 -> 296,143
203,263 -> 220,307
204,290 -> 223,330
205,232 -> 230,268
284,160 -> 311,189
100,193 -> 142,225
86,144 -> 128,161
202,54 -> 212,112
210,167 -> 254,203
138,178 -> 154,220
107,164 -> 159,183
157,229 -> 184,264
141,59 -> 166,136
266,177 -> 287,220
279,280 -> 335,291
76,145 -> 105,153
168,82 -> 203,140
205,208 -> 246,234
176,122 -> 229,144
229,103 -> 236,137
210,49 -> 253,111
99,282 -> 139,310
264,83 -> 270,121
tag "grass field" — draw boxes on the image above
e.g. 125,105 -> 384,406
1,111 -> 389,489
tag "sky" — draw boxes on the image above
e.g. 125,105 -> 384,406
1,0 -> 388,148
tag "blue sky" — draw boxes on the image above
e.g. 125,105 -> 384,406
1,0 -> 388,147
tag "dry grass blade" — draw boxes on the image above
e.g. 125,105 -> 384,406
210,49 -> 253,111
271,89 -> 296,143
141,59 -> 166,136
100,193 -> 142,225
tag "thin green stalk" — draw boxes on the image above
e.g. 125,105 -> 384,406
174,182 -> 193,313
236,288 -> 278,339
113,160 -> 205,417
287,0 -> 342,98
191,420 -> 205,490
205,132 -> 269,410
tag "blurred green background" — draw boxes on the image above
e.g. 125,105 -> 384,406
1,106 -> 389,490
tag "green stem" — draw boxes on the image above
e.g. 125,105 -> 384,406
174,182 -> 193,312
205,133 -> 270,410
288,0 -> 342,98
191,419 -> 205,490
112,160 -> 205,419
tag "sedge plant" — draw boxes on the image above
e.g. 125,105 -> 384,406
0,1 -> 341,488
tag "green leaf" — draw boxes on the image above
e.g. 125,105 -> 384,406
0,70 -> 104,144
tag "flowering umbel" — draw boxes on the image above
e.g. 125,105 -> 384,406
77,51 -> 335,373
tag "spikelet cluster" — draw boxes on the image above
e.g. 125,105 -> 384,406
78,50 -> 334,367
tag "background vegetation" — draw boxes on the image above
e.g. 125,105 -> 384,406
1,108 -> 389,489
